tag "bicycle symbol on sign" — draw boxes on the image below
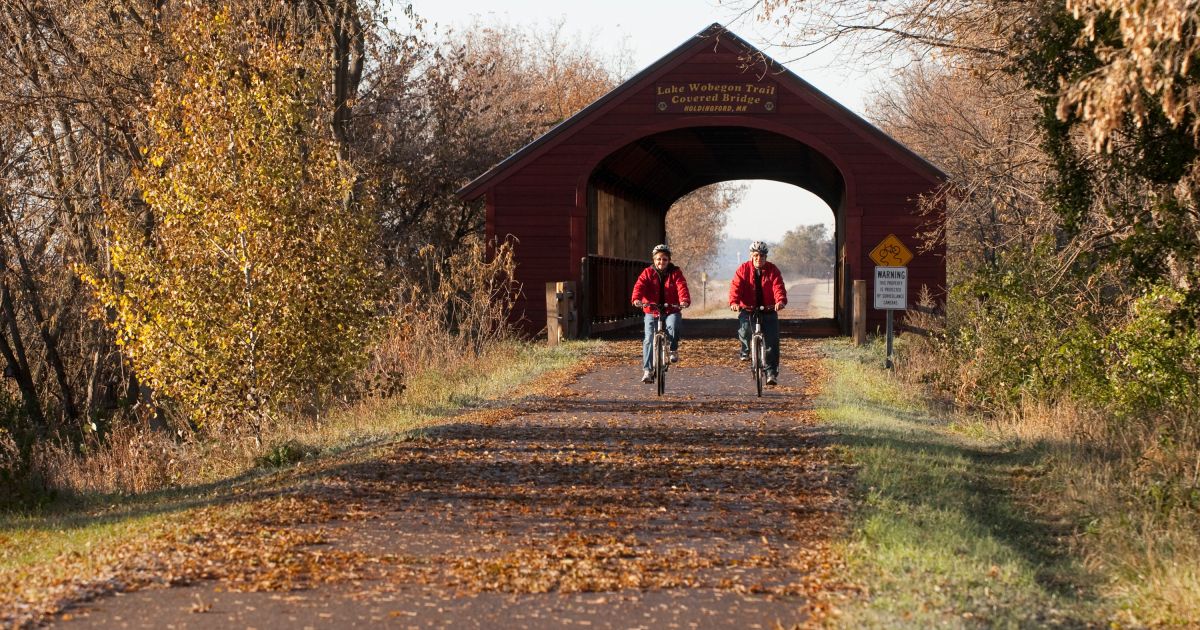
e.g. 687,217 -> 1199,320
869,235 -> 913,267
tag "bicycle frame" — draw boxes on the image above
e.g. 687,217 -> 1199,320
742,306 -> 769,397
644,302 -> 680,396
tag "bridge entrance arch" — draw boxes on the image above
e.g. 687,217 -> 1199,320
459,24 -> 945,337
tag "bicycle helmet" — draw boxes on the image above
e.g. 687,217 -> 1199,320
749,241 -> 769,255
651,244 -> 671,257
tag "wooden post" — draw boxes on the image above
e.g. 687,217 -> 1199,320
853,280 -> 867,346
546,281 -> 578,345
560,281 -> 578,340
546,282 -> 562,345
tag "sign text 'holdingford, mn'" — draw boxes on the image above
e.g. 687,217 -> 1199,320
656,82 -> 777,114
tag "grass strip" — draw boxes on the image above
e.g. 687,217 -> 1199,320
816,339 -> 1101,628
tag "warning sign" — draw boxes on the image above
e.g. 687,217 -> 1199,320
869,234 -> 913,267
874,266 -> 908,310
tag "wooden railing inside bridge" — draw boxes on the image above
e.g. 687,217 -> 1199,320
579,255 -> 644,336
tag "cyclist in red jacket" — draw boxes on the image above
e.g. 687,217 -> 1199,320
728,241 -> 787,385
631,244 -> 691,384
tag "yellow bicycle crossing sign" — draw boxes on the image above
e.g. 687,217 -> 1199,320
869,234 -> 913,267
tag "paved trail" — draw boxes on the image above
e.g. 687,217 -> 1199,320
51,339 -> 852,629
691,277 -> 833,320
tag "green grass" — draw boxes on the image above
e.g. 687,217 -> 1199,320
816,339 -> 1103,628
0,339 -> 596,575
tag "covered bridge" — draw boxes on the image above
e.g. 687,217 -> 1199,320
459,24 -> 946,337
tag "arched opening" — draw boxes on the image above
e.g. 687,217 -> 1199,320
582,126 -> 848,335
671,181 -> 836,321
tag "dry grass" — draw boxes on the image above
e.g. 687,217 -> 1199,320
31,423 -> 187,496
1017,403 -> 1200,627
892,321 -> 1200,627
30,338 -> 586,499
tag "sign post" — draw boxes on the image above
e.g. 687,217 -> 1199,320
869,234 -> 913,370
874,267 -> 907,368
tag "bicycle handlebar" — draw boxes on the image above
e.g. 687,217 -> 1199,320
634,301 -> 684,311
738,305 -> 776,312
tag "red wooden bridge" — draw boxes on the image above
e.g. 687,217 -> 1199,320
460,24 -> 945,338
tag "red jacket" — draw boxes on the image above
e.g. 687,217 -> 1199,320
631,265 -> 691,315
729,260 -> 787,309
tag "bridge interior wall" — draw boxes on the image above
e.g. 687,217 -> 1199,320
589,184 -> 663,261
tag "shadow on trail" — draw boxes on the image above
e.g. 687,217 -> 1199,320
514,396 -> 809,415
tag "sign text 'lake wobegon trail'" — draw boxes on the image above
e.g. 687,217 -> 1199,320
656,82 -> 777,114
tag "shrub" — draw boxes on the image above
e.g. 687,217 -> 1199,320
1100,284 -> 1200,416
255,440 -> 320,469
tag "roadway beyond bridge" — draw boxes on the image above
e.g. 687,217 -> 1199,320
51,339 -> 855,629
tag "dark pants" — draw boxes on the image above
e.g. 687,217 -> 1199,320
738,310 -> 780,376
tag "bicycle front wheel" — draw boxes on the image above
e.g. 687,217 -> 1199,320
656,333 -> 668,396
751,336 -> 764,397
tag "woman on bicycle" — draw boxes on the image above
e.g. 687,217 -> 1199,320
631,244 -> 691,384
729,241 -> 787,385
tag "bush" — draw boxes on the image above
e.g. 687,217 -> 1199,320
1100,284 -> 1200,416
940,246 -> 1094,411
255,440 -> 320,469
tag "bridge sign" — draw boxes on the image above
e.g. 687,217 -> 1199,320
869,234 -> 913,267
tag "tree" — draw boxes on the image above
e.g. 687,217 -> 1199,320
666,183 -> 744,276
356,18 -> 625,270
1018,2 -> 1200,315
0,0 -> 166,443
81,6 -> 380,435
770,224 -> 835,278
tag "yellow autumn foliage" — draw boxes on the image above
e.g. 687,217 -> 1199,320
81,6 -> 380,434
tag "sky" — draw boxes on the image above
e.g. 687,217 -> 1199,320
403,0 -> 880,240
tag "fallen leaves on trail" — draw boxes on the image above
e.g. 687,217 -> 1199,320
2,339 -> 859,627
447,533 -> 702,593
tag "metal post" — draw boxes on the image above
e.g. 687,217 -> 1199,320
885,309 -> 894,369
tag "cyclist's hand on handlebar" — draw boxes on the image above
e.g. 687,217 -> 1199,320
680,301 -> 690,309
633,300 -> 643,308
729,303 -> 739,311
775,302 -> 785,312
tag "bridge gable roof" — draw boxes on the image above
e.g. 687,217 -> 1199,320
458,23 -> 945,201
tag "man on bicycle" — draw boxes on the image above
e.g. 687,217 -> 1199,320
632,244 -> 691,384
729,241 -> 787,385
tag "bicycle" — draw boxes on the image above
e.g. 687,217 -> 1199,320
637,301 -> 681,396
741,306 -> 771,397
